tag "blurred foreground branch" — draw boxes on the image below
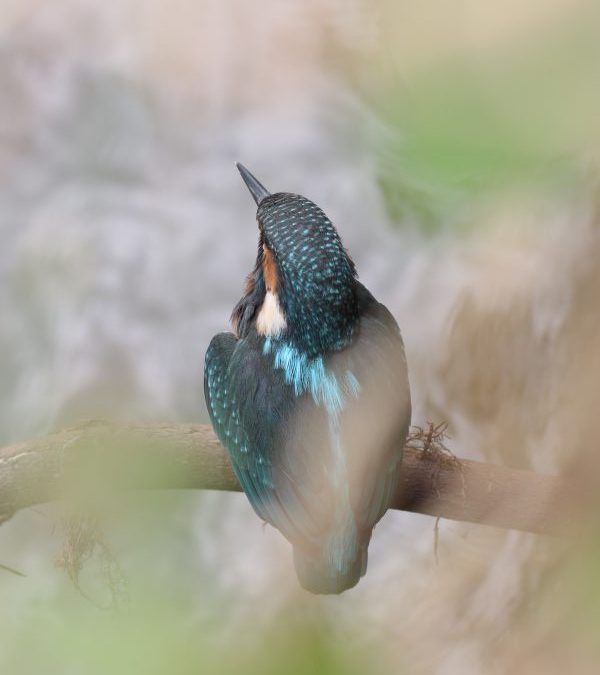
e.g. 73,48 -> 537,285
0,420 -> 571,534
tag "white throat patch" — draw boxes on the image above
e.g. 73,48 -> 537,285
257,291 -> 287,337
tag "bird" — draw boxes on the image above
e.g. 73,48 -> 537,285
204,163 -> 411,594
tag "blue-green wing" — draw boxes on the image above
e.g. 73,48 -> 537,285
204,332 -> 273,521
204,332 -> 328,545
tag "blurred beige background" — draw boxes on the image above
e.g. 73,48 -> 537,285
0,1 -> 599,674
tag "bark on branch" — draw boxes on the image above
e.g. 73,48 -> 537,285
0,420 -> 571,534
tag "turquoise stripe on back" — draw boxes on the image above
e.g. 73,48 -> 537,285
264,339 -> 360,417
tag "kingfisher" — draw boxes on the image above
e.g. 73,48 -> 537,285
204,163 -> 411,594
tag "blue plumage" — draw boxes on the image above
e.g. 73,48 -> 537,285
204,164 -> 411,593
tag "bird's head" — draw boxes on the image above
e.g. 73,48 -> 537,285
232,163 -> 358,357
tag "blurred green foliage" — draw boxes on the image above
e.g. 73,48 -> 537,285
0,496 -> 382,675
371,12 -> 600,231
0,592 -> 372,675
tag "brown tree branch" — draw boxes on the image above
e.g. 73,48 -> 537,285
0,420 -> 572,534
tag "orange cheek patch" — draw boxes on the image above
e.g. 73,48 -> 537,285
262,245 -> 279,292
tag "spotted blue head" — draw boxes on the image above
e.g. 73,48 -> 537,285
232,163 -> 358,358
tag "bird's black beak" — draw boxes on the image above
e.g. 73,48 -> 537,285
236,162 -> 271,206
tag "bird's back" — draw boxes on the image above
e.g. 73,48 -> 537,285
205,282 -> 410,593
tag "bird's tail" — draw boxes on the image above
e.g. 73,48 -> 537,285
293,520 -> 368,594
